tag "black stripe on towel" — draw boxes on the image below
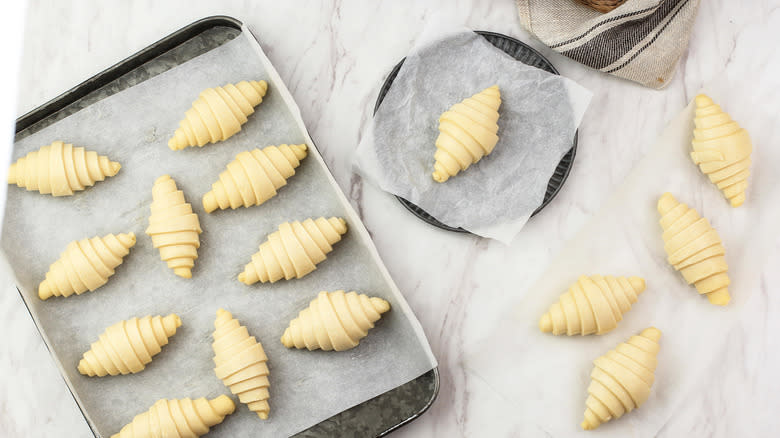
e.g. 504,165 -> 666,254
550,4 -> 660,49
560,0 -> 684,70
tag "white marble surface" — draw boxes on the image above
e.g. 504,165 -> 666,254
3,0 -> 780,436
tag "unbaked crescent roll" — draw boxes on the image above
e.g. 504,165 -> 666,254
281,290 -> 390,351
539,275 -> 646,336
432,85 -> 501,182
111,395 -> 235,438
582,327 -> 662,430
168,80 -> 268,150
691,94 -> 752,207
38,232 -> 136,300
8,141 -> 120,196
657,192 -> 731,305
238,217 -> 347,285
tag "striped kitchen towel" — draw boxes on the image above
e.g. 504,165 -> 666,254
517,0 -> 700,89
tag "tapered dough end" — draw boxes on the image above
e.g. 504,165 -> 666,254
432,170 -> 449,183
209,395 -> 236,417
173,267 -> 192,278
629,276 -> 646,294
202,191 -> 218,213
539,313 -> 553,333
707,288 -> 731,305
370,297 -> 391,314
695,93 -> 714,107
657,192 -> 678,215
639,327 -> 662,342
216,308 -> 233,320
154,174 -> 171,184
117,232 -> 137,248
581,419 -> 596,430
729,194 -> 745,208
108,161 -> 121,176
257,411 -> 269,420
38,280 -> 53,300
290,143 -> 308,159
237,271 -> 253,285
77,359 -> 91,376
281,328 -> 293,348
7,163 -> 16,184
162,314 -> 182,334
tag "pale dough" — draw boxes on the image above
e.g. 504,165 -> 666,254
539,275 -> 646,336
8,141 -> 120,196
658,192 -> 731,305
78,314 -> 181,377
582,327 -> 662,430
212,309 -> 271,419
38,232 -> 136,300
168,80 -> 268,150
281,290 -> 390,351
146,175 -> 202,278
111,395 -> 235,438
238,217 -> 347,285
691,94 -> 752,207
202,144 -> 308,213
432,85 -> 501,182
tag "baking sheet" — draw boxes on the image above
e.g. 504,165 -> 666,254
354,24 -> 591,243
2,27 -> 436,437
462,73 -> 780,436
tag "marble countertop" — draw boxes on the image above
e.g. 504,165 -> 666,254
3,0 -> 779,436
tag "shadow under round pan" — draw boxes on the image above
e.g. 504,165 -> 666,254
373,31 -> 578,233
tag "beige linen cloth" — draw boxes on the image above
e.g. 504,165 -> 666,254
517,0 -> 700,88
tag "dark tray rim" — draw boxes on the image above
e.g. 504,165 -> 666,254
13,14 -> 438,437
373,30 -> 578,234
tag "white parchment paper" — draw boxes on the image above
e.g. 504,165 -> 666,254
354,24 -> 591,243
463,77 -> 780,437
2,28 -> 436,437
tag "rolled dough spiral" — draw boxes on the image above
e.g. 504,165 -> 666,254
539,275 -> 646,336
691,94 -> 752,207
168,80 -> 268,150
212,309 -> 271,419
582,327 -> 662,430
281,290 -> 391,351
202,144 -> 308,213
38,232 -> 136,300
658,192 -> 731,305
111,395 -> 235,438
146,175 -> 202,278
8,141 -> 120,196
432,85 -> 501,182
238,217 -> 347,285
78,314 -> 181,377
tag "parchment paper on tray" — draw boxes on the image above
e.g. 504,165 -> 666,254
354,25 -> 591,243
463,77 -> 780,437
2,27 -> 435,437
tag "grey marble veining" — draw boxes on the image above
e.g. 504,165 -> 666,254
4,0 -> 780,436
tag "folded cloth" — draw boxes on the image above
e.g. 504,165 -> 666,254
354,24 -> 591,244
517,0 -> 701,89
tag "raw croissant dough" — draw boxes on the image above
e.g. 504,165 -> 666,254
168,80 -> 268,150
582,327 -> 662,430
432,85 -> 501,182
38,232 -> 136,300
146,175 -> 202,278
281,290 -> 390,351
658,192 -> 731,305
78,314 -> 181,376
112,395 -> 235,438
691,94 -> 752,207
539,275 -> 646,336
8,141 -> 120,196
202,144 -> 308,213
213,309 -> 271,419
238,217 -> 347,285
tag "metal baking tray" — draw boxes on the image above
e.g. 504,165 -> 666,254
374,31 -> 578,233
14,15 -> 438,437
